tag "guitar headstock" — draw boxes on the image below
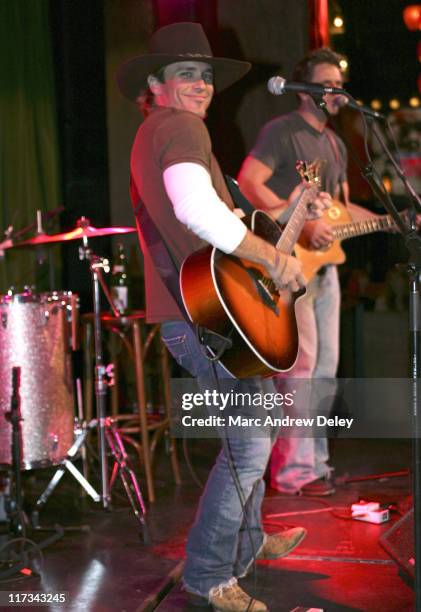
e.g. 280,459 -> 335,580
295,160 -> 322,187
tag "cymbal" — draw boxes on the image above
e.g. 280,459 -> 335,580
13,217 -> 137,247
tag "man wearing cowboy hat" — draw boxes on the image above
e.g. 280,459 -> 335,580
117,22 -> 318,612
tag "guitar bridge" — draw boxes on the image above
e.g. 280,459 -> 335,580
255,277 -> 279,315
245,267 -> 279,314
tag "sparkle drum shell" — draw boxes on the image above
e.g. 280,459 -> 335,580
0,292 -> 76,469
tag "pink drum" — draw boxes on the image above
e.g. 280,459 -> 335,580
0,291 -> 77,469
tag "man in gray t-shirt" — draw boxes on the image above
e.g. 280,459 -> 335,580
250,111 -> 347,200
238,48 -> 377,496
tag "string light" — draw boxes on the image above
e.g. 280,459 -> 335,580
381,171 -> 393,194
339,59 -> 348,70
403,7 -> 421,93
363,97 -> 421,110
371,99 -> 382,110
330,1 -> 345,34
356,98 -> 421,110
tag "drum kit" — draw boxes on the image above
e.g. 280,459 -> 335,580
0,215 -> 149,563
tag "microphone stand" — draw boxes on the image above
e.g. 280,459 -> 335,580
314,94 -> 421,609
369,119 -> 421,215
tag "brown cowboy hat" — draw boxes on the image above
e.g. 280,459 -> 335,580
116,22 -> 251,101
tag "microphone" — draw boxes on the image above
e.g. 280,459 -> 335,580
332,95 -> 386,120
267,76 -> 387,120
267,76 -> 346,96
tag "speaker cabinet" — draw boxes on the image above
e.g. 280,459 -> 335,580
380,508 -> 414,579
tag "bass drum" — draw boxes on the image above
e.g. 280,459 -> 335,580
0,290 -> 77,469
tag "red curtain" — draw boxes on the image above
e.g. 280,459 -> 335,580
308,0 -> 330,49
153,0 -> 217,31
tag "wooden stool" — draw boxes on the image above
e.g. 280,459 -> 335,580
82,310 -> 181,502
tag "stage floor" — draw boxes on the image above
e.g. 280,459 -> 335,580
0,438 -> 415,612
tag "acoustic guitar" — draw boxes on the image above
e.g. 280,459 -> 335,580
180,162 -> 320,378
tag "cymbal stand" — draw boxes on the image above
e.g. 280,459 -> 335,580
78,240 -> 149,538
89,250 -> 112,509
105,417 -> 149,543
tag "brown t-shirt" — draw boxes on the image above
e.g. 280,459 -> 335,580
130,107 -> 235,323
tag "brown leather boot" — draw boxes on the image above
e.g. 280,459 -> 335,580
258,527 -> 307,559
237,526 -> 307,578
209,578 -> 268,612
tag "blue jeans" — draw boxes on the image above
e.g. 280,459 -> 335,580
161,320 -> 279,597
270,265 -> 340,493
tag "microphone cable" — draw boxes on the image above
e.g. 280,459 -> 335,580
200,350 -> 262,609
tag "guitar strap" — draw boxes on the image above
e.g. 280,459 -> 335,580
129,174 -> 232,359
224,174 -> 255,215
325,127 -> 348,204
325,127 -> 340,164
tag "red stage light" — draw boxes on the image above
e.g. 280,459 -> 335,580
403,4 -> 421,31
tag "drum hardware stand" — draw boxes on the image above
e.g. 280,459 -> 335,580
105,417 -> 149,543
7,368 -> 25,537
31,333 -> 102,524
30,247 -> 115,516
78,237 -> 149,541
31,419 -> 101,527
32,415 -> 149,541
1,367 -> 63,581
89,249 -> 112,509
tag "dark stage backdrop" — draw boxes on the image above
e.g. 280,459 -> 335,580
50,0 -> 110,309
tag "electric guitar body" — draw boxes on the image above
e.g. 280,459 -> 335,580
295,200 -> 400,281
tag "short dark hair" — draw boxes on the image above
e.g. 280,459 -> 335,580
292,47 -> 343,82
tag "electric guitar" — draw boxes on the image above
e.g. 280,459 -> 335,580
295,201 -> 404,282
180,162 -> 320,378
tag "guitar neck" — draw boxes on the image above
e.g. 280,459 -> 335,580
276,187 -> 317,254
332,211 -> 404,240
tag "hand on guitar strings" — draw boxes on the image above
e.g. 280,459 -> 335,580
267,251 -> 306,293
286,183 -> 332,221
301,218 -> 334,250
307,191 -> 332,219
